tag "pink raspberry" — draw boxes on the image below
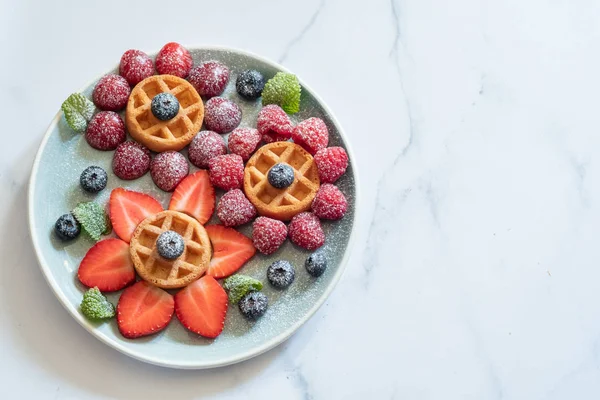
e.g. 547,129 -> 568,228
112,141 -> 151,180
85,111 -> 126,150
188,131 -> 227,168
252,217 -> 287,255
288,212 -> 325,250
228,128 -> 261,161
155,42 -> 193,78
150,151 -> 189,191
312,184 -> 348,220
119,49 -> 154,86
92,74 -> 130,111
208,154 -> 244,190
216,189 -> 257,227
204,97 -> 242,133
257,105 -> 294,143
313,146 -> 349,183
188,61 -> 230,98
292,118 -> 329,155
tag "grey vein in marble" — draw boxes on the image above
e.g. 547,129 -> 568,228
278,0 -> 326,64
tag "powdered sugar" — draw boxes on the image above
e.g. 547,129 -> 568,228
150,151 -> 189,191
208,154 -> 244,190
252,216 -> 288,255
112,141 -> 151,180
188,61 -> 230,98
85,111 -> 126,150
188,131 -> 227,168
119,49 -> 154,86
155,42 -> 193,78
292,117 -> 329,155
257,104 -> 294,143
288,212 -> 325,250
92,74 -> 130,111
227,127 -> 261,161
311,184 -> 347,220
204,97 -> 242,133
217,189 -> 256,226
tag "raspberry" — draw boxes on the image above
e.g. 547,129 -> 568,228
119,49 -> 154,86
217,189 -> 257,227
155,42 -> 193,78
188,131 -> 227,168
112,141 -> 151,180
257,105 -> 294,143
92,74 -> 130,111
150,151 -> 189,191
204,97 -> 242,133
288,212 -> 325,250
208,154 -> 244,190
85,111 -> 126,150
312,184 -> 348,220
252,217 -> 287,255
188,61 -> 230,98
292,118 -> 328,155
227,128 -> 261,161
313,146 -> 348,183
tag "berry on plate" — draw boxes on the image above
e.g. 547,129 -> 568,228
151,92 -> 180,121
262,72 -> 301,114
288,212 -> 325,250
314,146 -> 348,183
150,151 -> 189,192
117,281 -> 174,339
54,213 -> 81,241
155,42 -> 193,78
205,225 -> 256,279
208,154 -> 244,190
305,251 -> 327,277
216,189 -> 256,227
204,97 -> 242,133
312,183 -> 348,220
267,260 -> 295,289
228,127 -> 261,161
61,93 -> 95,133
188,131 -> 227,168
174,275 -> 228,338
223,275 -> 263,305
268,163 -> 294,189
292,117 -> 328,155
80,287 -> 115,320
85,111 -> 126,151
78,238 -> 135,291
119,49 -> 154,86
92,74 -> 131,111
112,141 -> 151,180
256,104 -> 294,143
251,216 -> 287,255
109,188 -> 163,243
188,61 -> 230,98
168,170 -> 215,224
72,201 -> 110,241
236,69 -> 265,100
80,166 -> 107,193
156,230 -> 185,259
239,291 -> 268,320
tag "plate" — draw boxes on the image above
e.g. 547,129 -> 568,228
28,46 -> 358,369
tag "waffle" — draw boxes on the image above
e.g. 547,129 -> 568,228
125,75 -> 204,152
129,210 -> 211,289
244,142 -> 320,221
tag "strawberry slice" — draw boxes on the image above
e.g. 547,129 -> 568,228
109,188 -> 163,242
174,275 -> 228,338
78,238 -> 135,292
117,281 -> 174,339
205,225 -> 256,278
168,170 -> 215,224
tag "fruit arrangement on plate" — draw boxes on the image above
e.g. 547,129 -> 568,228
54,43 -> 351,340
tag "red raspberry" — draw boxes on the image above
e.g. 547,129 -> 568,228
312,184 -> 348,220
257,105 -> 294,143
292,118 -> 329,155
188,131 -> 227,168
155,42 -> 193,78
188,61 -> 230,98
314,146 -> 348,183
150,151 -> 189,191
204,97 -> 242,133
112,141 -> 151,180
228,128 -> 261,161
208,154 -> 244,190
252,216 -> 287,255
119,49 -> 154,86
288,212 -> 325,250
85,111 -> 126,150
216,189 -> 257,227
92,74 -> 131,111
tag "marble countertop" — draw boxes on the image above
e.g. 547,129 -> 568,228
2,0 -> 599,398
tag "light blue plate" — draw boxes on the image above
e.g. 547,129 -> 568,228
28,46 -> 358,369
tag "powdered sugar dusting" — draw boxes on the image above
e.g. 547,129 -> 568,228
312,183 -> 348,220
119,49 -> 154,86
257,104 -> 294,143
150,151 -> 189,191
314,146 -> 348,183
155,42 -> 193,78
288,212 -> 325,250
217,189 -> 257,226
92,74 -> 130,111
227,127 -> 261,160
188,131 -> 227,168
252,216 -> 288,255
188,61 -> 230,98
204,97 -> 242,133
85,111 -> 126,150
292,117 -> 329,154
208,154 -> 244,190
112,141 -> 151,180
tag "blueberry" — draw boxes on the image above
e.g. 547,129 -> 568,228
305,251 -> 327,277
239,291 -> 268,320
151,93 -> 180,121
55,213 -> 81,241
236,69 -> 265,100
268,163 -> 294,189
156,230 -> 185,259
80,166 -> 107,193
267,260 -> 295,289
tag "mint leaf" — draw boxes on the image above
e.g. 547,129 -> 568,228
72,202 -> 108,241
81,287 -> 115,320
61,93 -> 95,133
223,275 -> 263,304
262,72 -> 301,114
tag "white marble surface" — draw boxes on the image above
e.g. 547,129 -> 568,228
2,0 -> 600,398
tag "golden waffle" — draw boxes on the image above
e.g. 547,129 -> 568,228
129,210 -> 211,289
244,142 -> 320,221
125,75 -> 204,152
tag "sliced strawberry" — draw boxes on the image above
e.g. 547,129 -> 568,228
174,275 -> 228,338
109,188 -> 163,242
205,225 -> 256,278
117,281 -> 174,339
168,170 -> 215,224
78,238 -> 135,292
